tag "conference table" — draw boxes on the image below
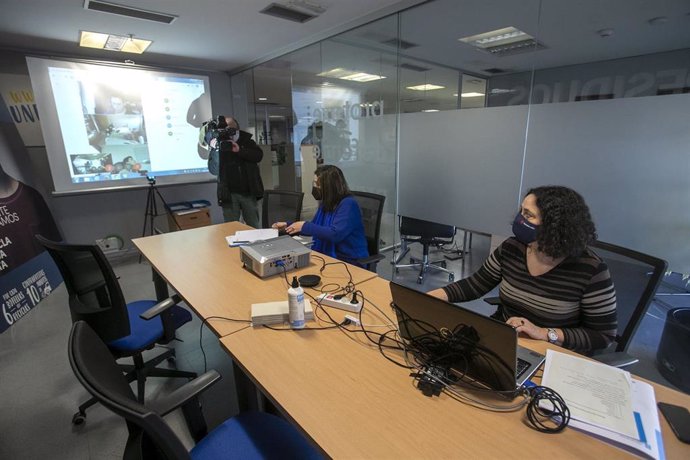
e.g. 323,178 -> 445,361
133,222 -> 378,337
134,222 -> 690,459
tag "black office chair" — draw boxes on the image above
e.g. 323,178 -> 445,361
485,240 -> 667,367
392,216 -> 456,284
36,235 -> 196,425
262,190 -> 304,228
68,321 -> 323,460
588,240 -> 667,366
350,191 -> 386,272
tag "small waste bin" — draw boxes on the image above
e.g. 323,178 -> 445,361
657,308 -> 690,393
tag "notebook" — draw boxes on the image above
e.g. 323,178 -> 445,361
390,282 -> 545,392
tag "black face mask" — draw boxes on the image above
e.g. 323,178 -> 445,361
311,186 -> 322,201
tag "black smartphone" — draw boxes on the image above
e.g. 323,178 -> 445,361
658,402 -> 690,444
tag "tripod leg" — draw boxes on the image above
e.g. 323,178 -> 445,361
155,187 -> 180,230
141,186 -> 153,237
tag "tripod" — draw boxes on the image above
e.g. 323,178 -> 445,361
140,177 -> 177,261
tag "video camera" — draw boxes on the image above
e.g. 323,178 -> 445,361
206,115 -> 237,148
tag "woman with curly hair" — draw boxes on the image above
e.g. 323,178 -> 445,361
429,185 -> 617,353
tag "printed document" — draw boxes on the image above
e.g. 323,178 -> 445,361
542,349 -> 636,437
542,350 -> 665,459
225,228 -> 278,246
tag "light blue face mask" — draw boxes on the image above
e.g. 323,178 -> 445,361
512,213 -> 539,244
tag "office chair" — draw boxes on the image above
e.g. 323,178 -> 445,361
392,216 -> 456,284
262,190 -> 304,228
36,235 -> 196,425
68,321 -> 323,460
350,191 -> 386,272
484,240 -> 667,367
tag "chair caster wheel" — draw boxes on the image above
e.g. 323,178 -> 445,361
449,274 -> 455,282
417,277 -> 423,284
72,412 -> 86,425
167,356 -> 176,364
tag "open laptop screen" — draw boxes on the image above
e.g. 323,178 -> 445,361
390,282 -> 519,392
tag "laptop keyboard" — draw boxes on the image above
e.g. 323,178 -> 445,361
516,358 -> 530,379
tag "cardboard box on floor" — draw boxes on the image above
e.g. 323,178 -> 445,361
167,207 -> 211,231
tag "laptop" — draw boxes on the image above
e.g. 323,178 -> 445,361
389,282 -> 545,392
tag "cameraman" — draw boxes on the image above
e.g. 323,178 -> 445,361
207,116 -> 264,228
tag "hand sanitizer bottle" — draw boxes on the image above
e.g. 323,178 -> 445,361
288,276 -> 305,329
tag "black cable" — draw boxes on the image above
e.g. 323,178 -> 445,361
263,319 -> 349,331
198,315 -> 252,373
525,386 -> 570,433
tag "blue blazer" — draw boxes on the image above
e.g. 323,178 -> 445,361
301,195 -> 369,265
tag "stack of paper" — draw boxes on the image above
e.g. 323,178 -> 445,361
225,228 -> 278,246
251,299 -> 314,326
542,350 -> 665,459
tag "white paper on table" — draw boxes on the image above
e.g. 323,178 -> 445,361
566,379 -> 665,460
225,229 -> 278,246
541,349 -> 637,438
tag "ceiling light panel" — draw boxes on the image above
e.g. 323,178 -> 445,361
461,92 -> 485,98
317,68 -> 386,82
79,31 -> 151,54
406,84 -> 445,91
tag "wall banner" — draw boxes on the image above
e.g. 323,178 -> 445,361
0,73 -> 44,147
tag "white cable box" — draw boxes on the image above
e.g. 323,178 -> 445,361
251,299 -> 314,327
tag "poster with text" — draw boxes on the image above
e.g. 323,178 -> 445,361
0,74 -> 44,147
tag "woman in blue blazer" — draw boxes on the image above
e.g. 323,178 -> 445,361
273,165 -> 369,265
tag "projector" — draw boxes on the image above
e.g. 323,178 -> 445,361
240,235 -> 311,278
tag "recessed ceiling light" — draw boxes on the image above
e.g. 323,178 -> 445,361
453,93 -> 458,97
422,109 -> 440,112
407,84 -> 445,91
315,101 -> 323,104
258,97 -> 268,101
461,92 -> 485,98
79,30 -> 151,53
459,27 -> 530,49
317,68 -> 386,82
459,26 -> 545,57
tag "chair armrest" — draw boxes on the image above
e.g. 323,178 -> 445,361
591,352 -> 639,368
140,294 -> 182,320
483,296 -> 502,306
357,254 -> 386,265
149,370 -> 221,416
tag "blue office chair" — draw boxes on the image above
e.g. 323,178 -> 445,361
36,235 -> 196,425
69,321 -> 323,460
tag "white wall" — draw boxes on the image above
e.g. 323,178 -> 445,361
399,93 -> 690,272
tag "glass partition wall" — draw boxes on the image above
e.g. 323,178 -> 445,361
231,0 -> 690,273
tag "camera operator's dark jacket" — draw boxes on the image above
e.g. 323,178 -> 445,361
217,130 -> 264,202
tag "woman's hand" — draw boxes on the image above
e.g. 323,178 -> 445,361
272,222 -> 287,230
286,221 -> 305,235
506,316 -> 548,341
427,288 -> 448,301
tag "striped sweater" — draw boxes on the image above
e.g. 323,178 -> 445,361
442,238 -> 617,353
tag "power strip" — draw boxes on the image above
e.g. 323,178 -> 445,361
316,293 -> 362,313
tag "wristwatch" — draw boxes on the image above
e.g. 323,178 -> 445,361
546,328 -> 559,344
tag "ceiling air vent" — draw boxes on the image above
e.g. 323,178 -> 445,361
84,1 -> 177,24
482,68 -> 507,74
400,63 -> 431,72
260,3 -> 317,23
380,38 -> 419,50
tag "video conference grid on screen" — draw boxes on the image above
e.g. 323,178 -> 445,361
27,57 -> 213,193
